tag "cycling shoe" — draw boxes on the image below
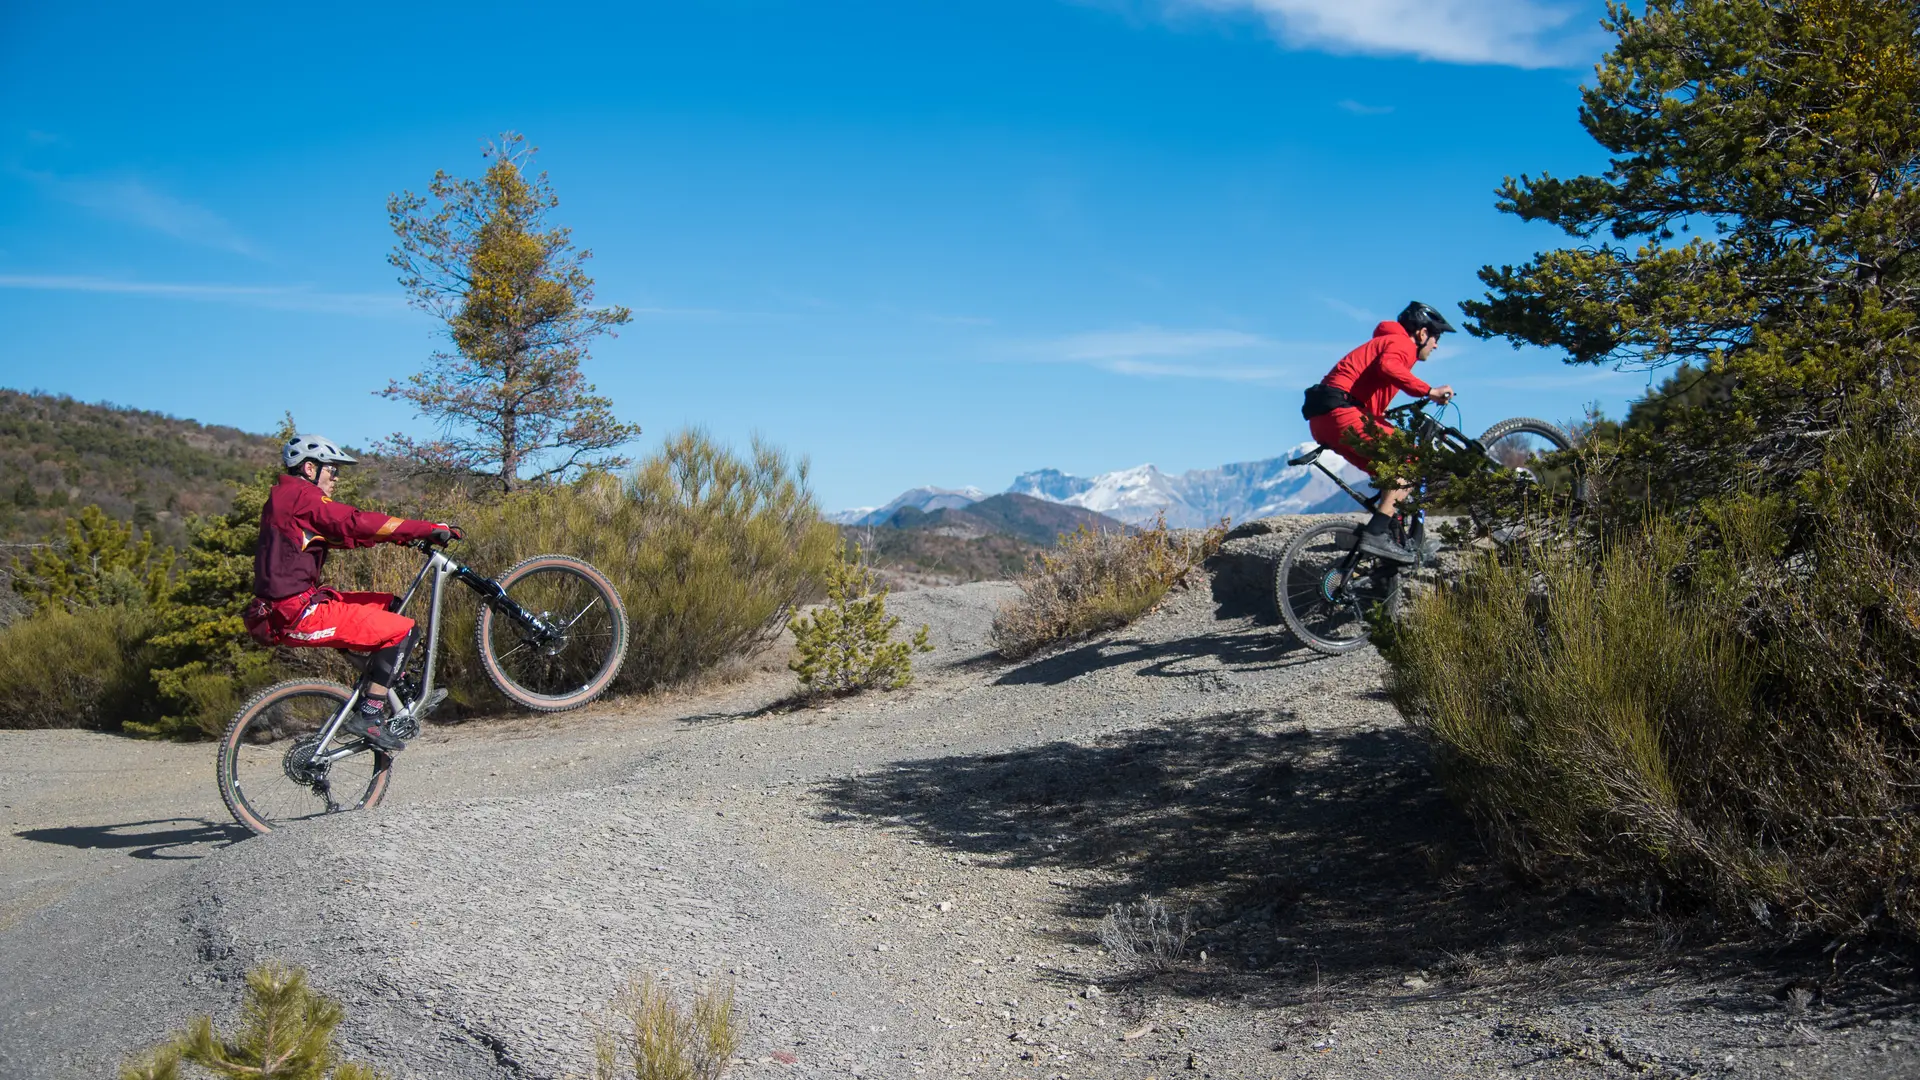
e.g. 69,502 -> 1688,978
1355,529 -> 1417,565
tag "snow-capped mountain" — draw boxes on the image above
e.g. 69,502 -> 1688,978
1007,444 -> 1372,528
825,485 -> 988,526
835,447 -> 1371,530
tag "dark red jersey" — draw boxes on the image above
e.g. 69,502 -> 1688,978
253,474 -> 438,601
1322,321 -> 1431,420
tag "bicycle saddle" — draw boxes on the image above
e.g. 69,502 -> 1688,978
1289,445 -> 1333,467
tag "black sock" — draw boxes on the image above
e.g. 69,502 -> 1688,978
1364,512 -> 1392,534
359,695 -> 388,717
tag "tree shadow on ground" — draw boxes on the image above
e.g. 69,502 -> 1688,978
817,709 -> 1860,1006
993,631 -> 1321,687
15,817 -> 247,860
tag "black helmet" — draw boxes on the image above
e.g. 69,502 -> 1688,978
1398,301 -> 1458,336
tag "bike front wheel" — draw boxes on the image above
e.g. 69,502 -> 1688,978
476,554 -> 630,711
1275,522 -> 1403,655
217,679 -> 393,835
1478,417 -> 1580,497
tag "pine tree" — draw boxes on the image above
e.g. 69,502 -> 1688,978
787,543 -> 931,697
121,962 -> 388,1080
384,133 -> 639,492
1466,0 -> 1920,492
10,504 -> 171,614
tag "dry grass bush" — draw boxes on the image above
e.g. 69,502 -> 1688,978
0,603 -> 159,729
1098,898 -> 1193,973
334,430 -> 838,711
991,516 -> 1224,660
1382,404 -> 1920,940
592,975 -> 739,1080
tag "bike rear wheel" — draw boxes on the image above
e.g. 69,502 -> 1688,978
476,554 -> 629,711
1275,522 -> 1403,655
217,679 -> 392,835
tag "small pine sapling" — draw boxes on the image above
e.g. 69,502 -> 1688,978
120,962 -> 389,1080
787,543 -> 931,697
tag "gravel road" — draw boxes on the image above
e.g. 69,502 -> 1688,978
3,520 -> 1916,1079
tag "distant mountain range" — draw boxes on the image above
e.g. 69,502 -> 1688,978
859,492 -> 1126,544
831,444 -> 1373,530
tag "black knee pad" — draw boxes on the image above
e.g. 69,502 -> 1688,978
367,628 -> 420,687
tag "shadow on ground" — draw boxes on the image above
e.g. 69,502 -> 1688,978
15,817 -> 246,860
993,631 -> 1321,687
819,707 -> 1779,1003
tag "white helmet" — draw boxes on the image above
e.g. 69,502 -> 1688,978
282,434 -> 358,471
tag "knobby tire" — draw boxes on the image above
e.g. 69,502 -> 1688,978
476,554 -> 630,712
1275,522 -> 1403,655
217,678 -> 393,835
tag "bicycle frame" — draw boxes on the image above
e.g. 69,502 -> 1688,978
1288,400 -> 1483,590
301,544 -> 549,766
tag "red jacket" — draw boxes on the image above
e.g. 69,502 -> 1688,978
1323,321 -> 1431,420
253,474 -> 438,601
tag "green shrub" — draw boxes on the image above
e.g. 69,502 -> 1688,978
991,516 -> 1223,660
120,962 -> 388,1080
1382,484 -> 1920,940
0,603 -> 159,730
788,543 -> 931,697
592,975 -> 739,1080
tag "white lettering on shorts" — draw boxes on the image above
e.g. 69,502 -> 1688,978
284,627 -> 338,642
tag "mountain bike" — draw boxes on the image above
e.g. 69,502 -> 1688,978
216,540 -> 629,834
1275,401 -> 1576,655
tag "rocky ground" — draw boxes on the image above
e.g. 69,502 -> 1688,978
3,517 -> 1917,1079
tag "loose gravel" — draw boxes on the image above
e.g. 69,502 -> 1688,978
4,517 -> 1917,1079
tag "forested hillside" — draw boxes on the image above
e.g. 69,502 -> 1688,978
0,390 -> 279,549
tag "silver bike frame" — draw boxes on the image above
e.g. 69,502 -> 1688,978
309,548 -> 459,764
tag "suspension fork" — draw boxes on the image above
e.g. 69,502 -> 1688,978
454,565 -> 550,636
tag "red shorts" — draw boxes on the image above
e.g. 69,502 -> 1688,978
1308,407 -> 1395,474
251,590 -> 415,652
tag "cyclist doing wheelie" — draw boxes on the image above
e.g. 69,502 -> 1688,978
242,434 -> 460,752
1300,301 -> 1458,563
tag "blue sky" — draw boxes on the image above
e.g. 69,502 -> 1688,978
0,0 -> 1644,512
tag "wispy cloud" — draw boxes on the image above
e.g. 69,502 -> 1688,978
1052,326 -> 1267,360
1016,325 -> 1340,383
1168,0 -> 1601,68
0,274 -> 405,316
1317,295 -> 1378,324
22,171 -> 258,256
1337,99 -> 1394,115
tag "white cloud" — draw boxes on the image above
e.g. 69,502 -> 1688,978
1316,295 -> 1379,324
25,171 -> 258,255
1051,326 -> 1267,360
0,274 -> 405,316
1017,325 -> 1341,383
1172,0 -> 1600,68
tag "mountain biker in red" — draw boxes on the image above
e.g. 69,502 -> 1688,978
243,435 -> 460,751
1301,301 -> 1457,563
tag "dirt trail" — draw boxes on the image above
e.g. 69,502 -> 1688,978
3,527 -> 1916,1079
